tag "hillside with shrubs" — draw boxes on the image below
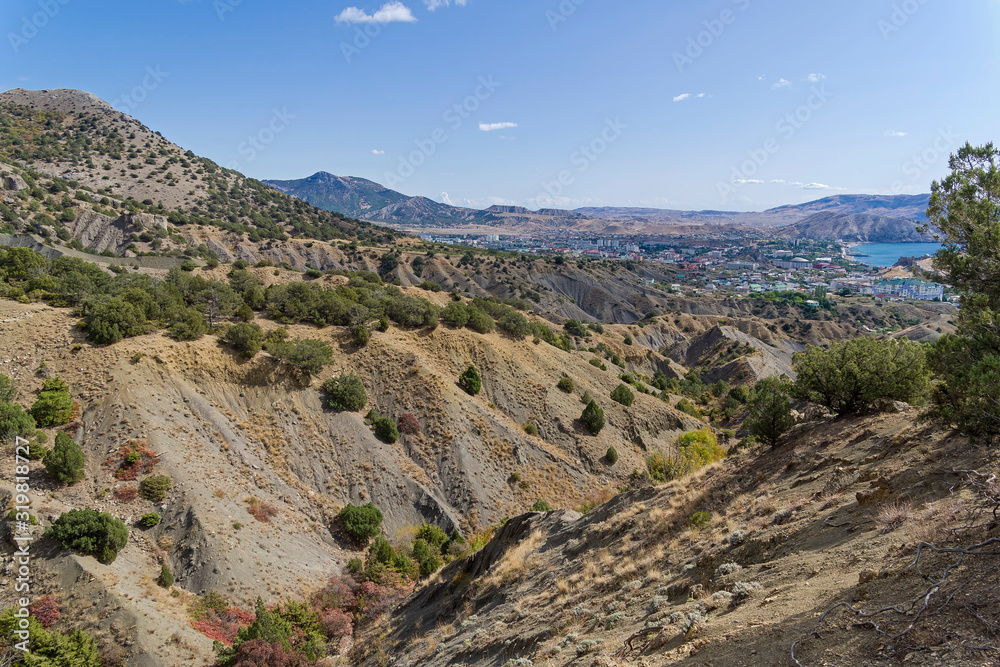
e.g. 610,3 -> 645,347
0,89 -> 996,666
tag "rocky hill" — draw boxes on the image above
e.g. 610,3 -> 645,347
0,88 -> 390,253
779,211 -> 938,242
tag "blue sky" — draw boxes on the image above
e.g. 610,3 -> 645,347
3,0 -> 999,211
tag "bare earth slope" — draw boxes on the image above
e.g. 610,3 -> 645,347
363,412 -> 1000,666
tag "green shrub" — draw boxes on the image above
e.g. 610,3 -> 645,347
689,511 -> 711,528
531,499 -> 553,512
556,377 -> 574,393
139,512 -> 161,528
793,338 -> 930,414
564,319 -> 588,337
0,401 -> 37,441
459,365 -> 482,396
44,508 -> 129,564
647,428 -> 725,482
30,377 -> 75,427
0,374 -> 15,403
928,331 -> 1000,438
611,384 -> 635,407
373,416 -> 399,444
139,475 -> 173,502
157,564 -> 174,588
727,385 -> 752,404
43,431 -> 85,484
353,324 -> 371,347
224,322 -> 264,358
606,446 -> 619,465
0,609 -> 101,665
581,400 -> 605,435
441,301 -> 470,328
347,557 -> 363,574
322,374 -> 368,412
466,307 -> 494,334
419,281 -> 442,292
338,502 -> 383,543
267,338 -> 334,379
523,423 -> 538,436
676,398 -> 702,419
589,358 -> 608,371
414,523 -> 448,552
83,297 -> 148,345
623,335 -> 633,346
744,377 -> 795,448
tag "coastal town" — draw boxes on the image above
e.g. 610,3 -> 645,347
418,231 -> 951,303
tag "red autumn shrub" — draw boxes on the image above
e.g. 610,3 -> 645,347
355,574 -> 413,625
320,608 -> 353,640
230,639 -> 305,667
29,594 -> 60,629
247,498 -> 278,523
311,576 -> 356,614
398,413 -> 421,435
189,600 -> 256,646
102,440 -> 160,481
113,486 -> 138,502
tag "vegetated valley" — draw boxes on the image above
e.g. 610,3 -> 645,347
0,89 -> 996,667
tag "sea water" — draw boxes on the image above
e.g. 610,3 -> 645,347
851,242 -> 943,268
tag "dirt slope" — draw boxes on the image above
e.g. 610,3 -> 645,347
361,412 -> 1000,666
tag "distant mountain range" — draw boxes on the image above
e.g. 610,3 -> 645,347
264,172 -> 934,241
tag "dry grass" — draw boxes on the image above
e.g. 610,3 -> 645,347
484,530 -> 544,588
907,498 -> 966,543
875,500 -> 913,533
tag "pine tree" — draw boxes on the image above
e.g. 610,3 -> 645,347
459,365 -> 482,396
581,400 -> 605,435
43,431 -> 85,484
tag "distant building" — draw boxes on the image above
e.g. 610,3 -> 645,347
774,257 -> 812,270
726,261 -> 758,270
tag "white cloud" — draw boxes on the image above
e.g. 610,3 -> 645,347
770,179 -> 845,191
806,73 -> 826,82
884,130 -> 908,138
440,192 -> 455,206
479,122 -> 517,132
425,0 -> 467,9
734,178 -> 764,185
371,149 -> 385,155
772,78 -> 792,89
672,93 -> 706,102
335,2 -> 417,24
